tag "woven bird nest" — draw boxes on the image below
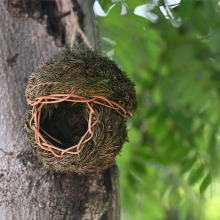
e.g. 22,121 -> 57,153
24,45 -> 137,174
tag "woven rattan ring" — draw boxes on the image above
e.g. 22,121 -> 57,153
24,45 -> 137,174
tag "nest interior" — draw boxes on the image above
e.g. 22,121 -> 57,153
41,102 -> 88,149
24,44 -> 137,174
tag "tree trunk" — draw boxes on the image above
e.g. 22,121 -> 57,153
0,0 -> 120,219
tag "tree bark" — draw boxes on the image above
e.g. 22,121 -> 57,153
0,0 -> 120,219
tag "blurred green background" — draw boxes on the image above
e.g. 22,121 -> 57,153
95,0 -> 220,219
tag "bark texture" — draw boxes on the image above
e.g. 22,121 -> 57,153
0,0 -> 120,219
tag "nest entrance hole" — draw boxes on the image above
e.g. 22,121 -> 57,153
41,102 -> 88,150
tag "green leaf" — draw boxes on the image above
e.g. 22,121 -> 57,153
181,156 -> 197,174
188,165 -> 205,185
179,117 -> 193,139
127,172 -> 136,188
210,30 -> 220,53
179,0 -> 195,18
131,158 -> 147,174
208,132 -> 217,159
202,0 -> 217,17
200,173 -> 211,194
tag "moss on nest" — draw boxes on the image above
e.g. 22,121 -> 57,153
24,44 -> 137,174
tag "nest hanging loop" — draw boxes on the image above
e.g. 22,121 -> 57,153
24,45 -> 137,174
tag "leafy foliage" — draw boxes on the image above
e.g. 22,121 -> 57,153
97,0 -> 220,219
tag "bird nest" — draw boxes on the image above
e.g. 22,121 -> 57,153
24,45 -> 137,174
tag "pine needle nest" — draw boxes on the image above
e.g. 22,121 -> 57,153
24,45 -> 137,174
